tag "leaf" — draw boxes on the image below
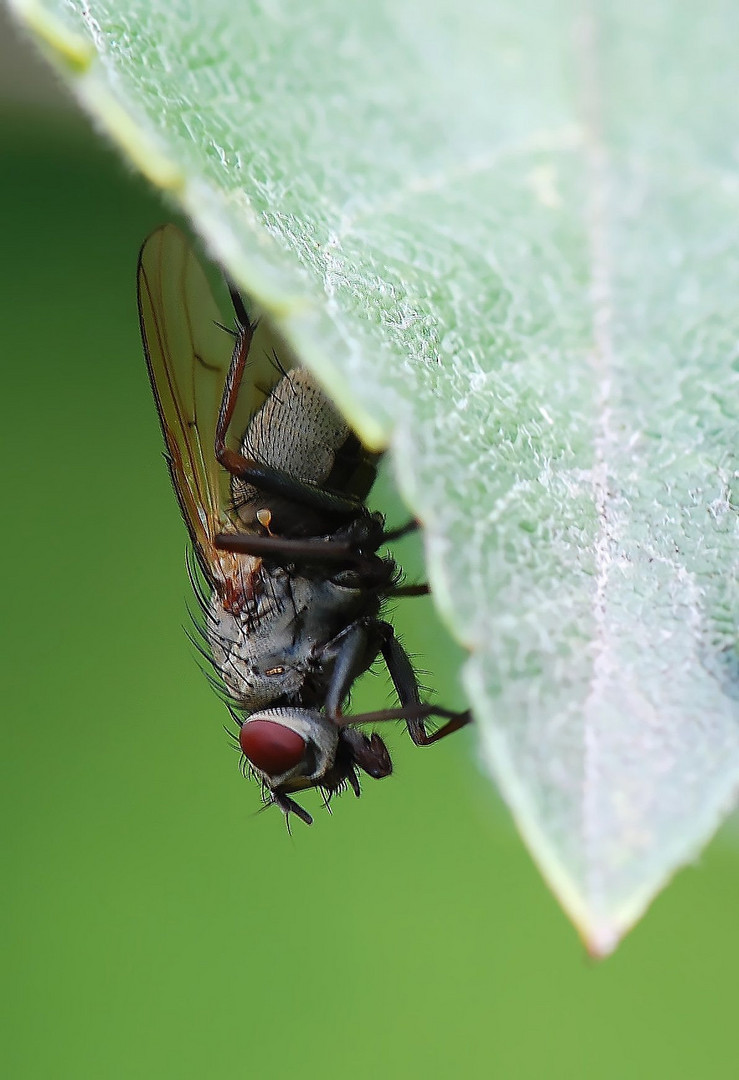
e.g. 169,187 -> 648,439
12,0 -> 739,953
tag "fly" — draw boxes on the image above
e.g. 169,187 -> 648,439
137,225 -> 470,826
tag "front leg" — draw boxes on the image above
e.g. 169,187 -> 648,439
379,622 -> 471,745
320,618 -> 386,720
321,619 -> 471,744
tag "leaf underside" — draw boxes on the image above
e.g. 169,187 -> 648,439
14,0 -> 739,952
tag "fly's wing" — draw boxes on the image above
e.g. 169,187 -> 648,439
137,225 -> 235,583
227,315 -> 299,455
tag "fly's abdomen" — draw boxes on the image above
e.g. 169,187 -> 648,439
233,369 -> 347,521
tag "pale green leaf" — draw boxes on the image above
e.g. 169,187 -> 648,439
12,0 -> 739,953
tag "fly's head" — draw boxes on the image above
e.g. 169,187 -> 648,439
238,709 -> 393,825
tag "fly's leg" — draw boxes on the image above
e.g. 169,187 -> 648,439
381,520 -> 420,543
320,618 -> 471,743
387,583 -> 430,597
214,530 -> 381,573
340,703 -> 472,731
214,531 -> 422,595
214,531 -> 398,600
379,622 -> 472,745
214,314 -> 362,519
380,521 -> 429,595
213,293 -> 256,469
321,618 -> 384,720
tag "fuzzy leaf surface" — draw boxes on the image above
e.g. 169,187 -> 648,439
13,0 -> 739,951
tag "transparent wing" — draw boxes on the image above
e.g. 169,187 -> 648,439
228,314 -> 299,453
137,225 -> 234,576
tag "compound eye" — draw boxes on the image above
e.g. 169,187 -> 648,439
239,719 -> 307,776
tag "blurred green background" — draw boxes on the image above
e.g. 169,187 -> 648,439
3,15 -> 739,1080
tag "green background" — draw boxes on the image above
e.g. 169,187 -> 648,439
3,107 -> 739,1078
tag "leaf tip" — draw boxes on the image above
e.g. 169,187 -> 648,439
579,920 -> 621,959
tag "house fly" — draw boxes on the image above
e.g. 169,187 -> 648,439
137,225 -> 470,825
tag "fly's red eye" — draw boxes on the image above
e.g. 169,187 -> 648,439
239,720 -> 307,776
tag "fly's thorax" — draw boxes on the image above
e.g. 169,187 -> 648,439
207,573 -> 308,710
288,571 -> 372,644
239,708 -> 340,793
233,369 -> 348,527
206,567 -> 374,713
